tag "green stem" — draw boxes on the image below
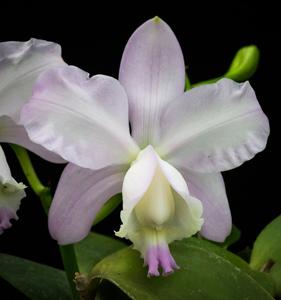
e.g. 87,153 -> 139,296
10,145 -> 45,194
191,75 -> 223,88
60,245 -> 80,300
185,74 -> 192,90
11,144 -> 79,300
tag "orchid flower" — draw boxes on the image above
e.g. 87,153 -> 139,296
0,146 -> 26,234
20,17 -> 269,276
0,38 -> 66,163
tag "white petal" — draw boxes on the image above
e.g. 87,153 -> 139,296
0,38 -> 65,122
119,17 -> 185,146
21,66 -> 140,170
158,79 -> 270,173
121,145 -> 158,217
181,169 -> 231,242
49,163 -> 125,244
0,39 -> 66,162
0,146 -> 26,234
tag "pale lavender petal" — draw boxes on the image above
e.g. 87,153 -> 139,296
159,79 -> 270,173
0,38 -> 66,162
49,163 -> 125,244
181,169 -> 231,242
21,66 -> 139,170
119,17 -> 185,146
0,116 -> 65,163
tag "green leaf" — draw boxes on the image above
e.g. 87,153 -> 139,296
95,280 -> 131,300
250,215 -> 281,296
86,238 -> 274,300
0,253 -> 72,300
75,232 -> 126,274
271,263 -> 281,296
250,215 -> 281,270
187,238 -> 274,295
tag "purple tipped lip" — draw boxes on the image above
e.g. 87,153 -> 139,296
0,207 -> 17,234
145,244 -> 179,277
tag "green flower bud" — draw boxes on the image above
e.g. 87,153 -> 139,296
225,45 -> 260,81
192,45 -> 260,88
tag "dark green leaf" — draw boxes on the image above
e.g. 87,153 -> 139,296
187,238 -> 274,296
75,232 -> 126,274
0,253 -> 72,300
271,262 -> 281,296
95,280 -> 131,300
87,238 -> 274,300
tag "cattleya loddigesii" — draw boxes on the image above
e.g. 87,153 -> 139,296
2,17 -> 269,276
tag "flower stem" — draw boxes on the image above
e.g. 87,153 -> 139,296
10,144 -> 79,300
191,76 -> 223,88
10,144 -> 51,212
60,245 -> 80,300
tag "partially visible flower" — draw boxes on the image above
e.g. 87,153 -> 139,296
0,146 -> 26,234
20,18 -> 269,276
0,39 -> 66,162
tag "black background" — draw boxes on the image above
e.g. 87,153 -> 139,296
0,2 -> 279,298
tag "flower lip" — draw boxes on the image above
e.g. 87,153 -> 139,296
116,145 -> 203,276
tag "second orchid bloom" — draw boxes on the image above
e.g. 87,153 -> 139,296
17,17 -> 269,276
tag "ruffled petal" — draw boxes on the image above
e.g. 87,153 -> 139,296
0,146 -> 26,234
0,38 -> 65,122
0,38 -> 65,162
21,66 -> 140,170
49,163 -> 125,244
159,79 -> 269,173
119,17 -> 185,147
181,169 -> 231,242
